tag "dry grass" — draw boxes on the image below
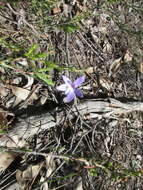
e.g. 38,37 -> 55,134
0,0 -> 143,189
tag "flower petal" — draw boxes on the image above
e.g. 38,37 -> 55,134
65,86 -> 74,95
74,88 -> 83,97
73,76 -> 85,88
56,84 -> 67,92
63,92 -> 75,103
62,75 -> 72,85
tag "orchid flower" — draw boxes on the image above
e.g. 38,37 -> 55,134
57,75 -> 85,103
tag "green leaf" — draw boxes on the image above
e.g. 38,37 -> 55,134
0,129 -> 6,134
36,67 -> 51,72
33,52 -> 47,59
59,24 -> 80,33
107,0 -> 120,3
35,72 -> 54,85
44,61 -> 59,69
36,61 -> 60,72
24,44 -> 38,58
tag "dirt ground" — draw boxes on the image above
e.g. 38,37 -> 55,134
0,0 -> 143,189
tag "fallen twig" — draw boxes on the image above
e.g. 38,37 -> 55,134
0,98 -> 142,148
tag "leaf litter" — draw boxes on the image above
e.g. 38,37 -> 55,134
0,0 -> 143,189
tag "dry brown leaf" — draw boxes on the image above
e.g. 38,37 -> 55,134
40,176 -> 48,190
0,66 -> 5,74
95,26 -> 108,34
11,77 -> 22,85
52,7 -> 62,14
124,50 -> 133,62
137,62 -> 143,73
103,39 -> 112,53
85,67 -> 95,74
99,77 -> 113,92
23,76 -> 34,90
11,75 -> 34,89
45,155 -> 56,178
5,84 -> 38,106
0,152 -> 17,171
0,84 -> 9,97
109,57 -> 123,76
16,163 -> 43,189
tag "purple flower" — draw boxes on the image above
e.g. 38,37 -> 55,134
57,75 -> 85,103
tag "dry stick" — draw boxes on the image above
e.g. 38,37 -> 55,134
0,98 -> 143,148
76,31 -> 104,62
70,39 -> 98,87
0,146 -> 110,175
6,3 -> 40,37
65,33 -> 70,66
